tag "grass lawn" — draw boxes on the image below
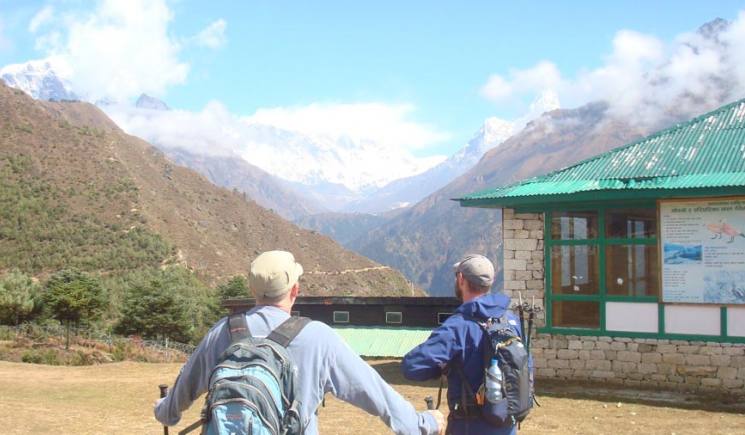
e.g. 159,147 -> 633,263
0,360 -> 743,434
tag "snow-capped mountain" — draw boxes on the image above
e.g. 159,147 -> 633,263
0,59 -> 77,101
341,117 -> 515,213
103,103 -> 446,210
449,117 -> 515,168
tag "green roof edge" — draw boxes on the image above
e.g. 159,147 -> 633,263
457,96 -> 745,206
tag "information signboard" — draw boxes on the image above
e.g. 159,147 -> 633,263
660,197 -> 745,304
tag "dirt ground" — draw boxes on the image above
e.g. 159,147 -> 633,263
0,359 -> 743,434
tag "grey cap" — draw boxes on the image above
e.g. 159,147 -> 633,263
453,254 -> 495,288
249,251 -> 304,299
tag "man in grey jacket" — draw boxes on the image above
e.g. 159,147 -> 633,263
154,250 -> 444,434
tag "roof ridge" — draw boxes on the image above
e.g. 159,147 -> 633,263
520,169 -> 745,185
516,96 -> 745,185
457,97 -> 745,202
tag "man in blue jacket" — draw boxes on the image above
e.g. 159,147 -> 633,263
402,254 -> 522,435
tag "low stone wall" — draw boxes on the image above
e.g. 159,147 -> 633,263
531,335 -> 745,394
500,208 -> 745,396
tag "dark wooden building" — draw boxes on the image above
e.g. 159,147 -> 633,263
224,296 -> 461,328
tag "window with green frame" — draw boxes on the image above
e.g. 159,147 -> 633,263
545,206 -> 658,331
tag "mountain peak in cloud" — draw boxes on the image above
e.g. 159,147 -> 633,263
479,117 -> 514,145
696,17 -> 729,39
529,89 -> 561,114
136,93 -> 170,110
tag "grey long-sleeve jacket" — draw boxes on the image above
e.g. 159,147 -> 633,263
154,305 -> 438,434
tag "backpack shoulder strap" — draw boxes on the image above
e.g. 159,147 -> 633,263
267,316 -> 311,348
228,313 -> 251,344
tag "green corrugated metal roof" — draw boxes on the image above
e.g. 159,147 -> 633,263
332,326 -> 431,357
459,98 -> 745,207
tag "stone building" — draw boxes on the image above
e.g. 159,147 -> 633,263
458,99 -> 745,395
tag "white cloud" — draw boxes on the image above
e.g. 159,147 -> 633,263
247,102 -> 449,151
31,0 -> 189,101
481,61 -> 562,102
29,5 -> 54,33
105,101 -> 449,191
480,16 -> 745,126
193,19 -> 227,49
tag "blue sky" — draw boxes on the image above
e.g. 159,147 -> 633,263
1,0 -> 745,157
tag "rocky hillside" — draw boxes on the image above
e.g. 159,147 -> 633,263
0,83 -> 417,296
294,212 -> 388,247
351,102 -> 649,295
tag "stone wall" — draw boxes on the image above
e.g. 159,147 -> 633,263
501,209 -> 546,327
531,335 -> 745,393
501,208 -> 745,396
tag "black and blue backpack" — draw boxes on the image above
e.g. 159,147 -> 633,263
181,313 -> 310,435
447,314 -> 533,428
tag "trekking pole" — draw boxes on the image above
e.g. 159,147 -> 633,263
526,296 -> 535,352
526,297 -> 543,408
159,384 -> 169,435
425,396 -> 435,410
527,296 -> 543,354
517,292 -> 527,343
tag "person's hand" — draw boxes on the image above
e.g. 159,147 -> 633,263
426,409 -> 446,435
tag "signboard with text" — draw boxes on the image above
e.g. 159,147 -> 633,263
660,197 -> 745,304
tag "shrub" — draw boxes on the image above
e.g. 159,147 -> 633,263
69,350 -> 94,366
21,348 -> 60,365
0,270 -> 42,325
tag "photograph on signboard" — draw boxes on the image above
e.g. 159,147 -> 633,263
663,243 -> 702,264
704,271 -> 745,304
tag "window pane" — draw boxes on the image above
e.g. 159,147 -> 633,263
386,312 -> 402,324
333,311 -> 349,323
606,244 -> 659,296
551,211 -> 598,240
551,245 -> 599,295
552,301 -> 600,328
606,208 -> 657,238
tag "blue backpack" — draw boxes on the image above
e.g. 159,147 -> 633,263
447,314 -> 533,428
182,314 -> 310,435
475,315 -> 533,427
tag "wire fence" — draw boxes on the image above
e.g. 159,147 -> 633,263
0,323 -> 196,356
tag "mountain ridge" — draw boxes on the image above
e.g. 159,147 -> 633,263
0,82 -> 419,296
351,102 -> 649,295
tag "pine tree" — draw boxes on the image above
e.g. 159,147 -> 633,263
216,275 -> 249,300
0,270 -> 41,325
115,267 -> 213,343
116,277 -> 193,343
45,270 -> 107,349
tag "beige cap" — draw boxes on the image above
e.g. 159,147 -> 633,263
249,251 -> 304,299
453,254 -> 495,288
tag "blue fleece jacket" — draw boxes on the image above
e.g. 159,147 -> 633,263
401,292 -> 523,435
